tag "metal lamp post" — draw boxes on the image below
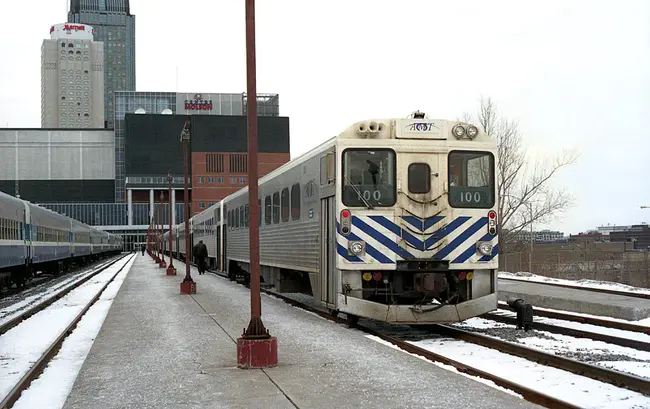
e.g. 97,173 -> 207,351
236,0 -> 278,369
166,171 -> 177,275
159,191 -> 167,268
179,120 -> 196,294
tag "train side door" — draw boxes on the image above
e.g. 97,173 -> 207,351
319,151 -> 337,308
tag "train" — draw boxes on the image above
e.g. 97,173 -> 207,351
164,112 -> 499,325
0,190 -> 124,289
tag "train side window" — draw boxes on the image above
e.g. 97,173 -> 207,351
244,205 -> 249,228
408,163 -> 431,194
291,183 -> 300,221
258,199 -> 262,227
272,192 -> 280,224
264,196 -> 272,225
281,188 -> 290,222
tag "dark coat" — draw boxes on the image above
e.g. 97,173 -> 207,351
194,242 -> 208,259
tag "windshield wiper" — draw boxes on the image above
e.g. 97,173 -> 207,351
345,175 -> 373,210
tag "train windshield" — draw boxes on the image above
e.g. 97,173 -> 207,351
342,149 -> 396,207
448,151 -> 495,208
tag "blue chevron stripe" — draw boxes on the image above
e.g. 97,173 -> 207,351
433,218 -> 488,259
425,216 -> 471,249
352,216 -> 415,259
479,243 -> 499,262
369,216 -> 424,250
401,215 -> 445,232
336,222 -> 393,264
452,233 -> 493,263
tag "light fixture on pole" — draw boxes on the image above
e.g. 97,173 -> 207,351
159,191 -> 167,268
167,171 -> 177,275
179,119 -> 196,294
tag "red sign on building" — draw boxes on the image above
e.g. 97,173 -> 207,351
184,94 -> 213,111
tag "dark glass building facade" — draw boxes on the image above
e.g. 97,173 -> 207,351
68,0 -> 135,129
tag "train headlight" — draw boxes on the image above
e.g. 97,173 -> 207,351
348,240 -> 365,256
467,125 -> 479,139
452,125 -> 466,138
476,241 -> 493,256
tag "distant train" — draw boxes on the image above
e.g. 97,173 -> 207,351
165,112 -> 499,325
0,190 -> 123,289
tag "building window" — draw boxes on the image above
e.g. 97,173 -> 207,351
230,177 -> 237,184
240,177 -> 246,184
199,202 -> 206,209
208,176 -> 214,184
206,153 -> 225,173
229,153 -> 248,173
216,176 -> 224,184
197,177 -> 204,184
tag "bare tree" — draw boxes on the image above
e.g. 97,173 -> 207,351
463,97 -> 578,251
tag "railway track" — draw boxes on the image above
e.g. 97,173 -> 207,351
499,277 -> 650,300
482,311 -> 650,351
0,252 -> 135,409
497,302 -> 650,335
202,266 -> 650,406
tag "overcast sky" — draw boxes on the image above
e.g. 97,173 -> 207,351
0,0 -> 648,234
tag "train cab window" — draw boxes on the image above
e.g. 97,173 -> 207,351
272,192 -> 280,224
342,149 -> 396,207
264,196 -> 272,225
408,163 -> 431,194
281,188 -> 290,222
291,183 -> 301,221
448,151 -> 495,208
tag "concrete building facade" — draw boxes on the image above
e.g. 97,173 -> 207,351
0,128 -> 114,202
41,23 -> 104,128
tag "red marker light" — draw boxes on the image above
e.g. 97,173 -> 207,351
342,210 -> 350,218
488,211 -> 496,220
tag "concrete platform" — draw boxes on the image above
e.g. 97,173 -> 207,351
62,254 -> 541,409
498,279 -> 650,321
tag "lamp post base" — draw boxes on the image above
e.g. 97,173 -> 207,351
180,279 -> 196,294
237,336 -> 278,369
158,260 -> 167,268
166,266 -> 177,276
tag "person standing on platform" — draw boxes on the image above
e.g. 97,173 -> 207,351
141,244 -> 145,256
193,240 -> 208,275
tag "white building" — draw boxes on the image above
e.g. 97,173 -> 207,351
41,23 -> 105,128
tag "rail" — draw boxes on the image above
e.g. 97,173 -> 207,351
0,252 -> 136,409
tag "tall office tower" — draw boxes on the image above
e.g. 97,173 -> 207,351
41,23 -> 105,128
68,0 -> 135,128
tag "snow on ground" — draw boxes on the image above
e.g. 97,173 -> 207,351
499,271 -> 650,295
11,255 -> 135,409
0,255 -> 134,403
456,317 -> 650,379
0,259 -> 115,325
366,334 -> 650,409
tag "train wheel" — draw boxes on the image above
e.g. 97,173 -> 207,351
328,309 -> 339,318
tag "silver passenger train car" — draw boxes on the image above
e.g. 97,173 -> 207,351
0,190 -> 124,289
167,112 -> 499,324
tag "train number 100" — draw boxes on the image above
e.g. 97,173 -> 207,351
459,191 -> 482,203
